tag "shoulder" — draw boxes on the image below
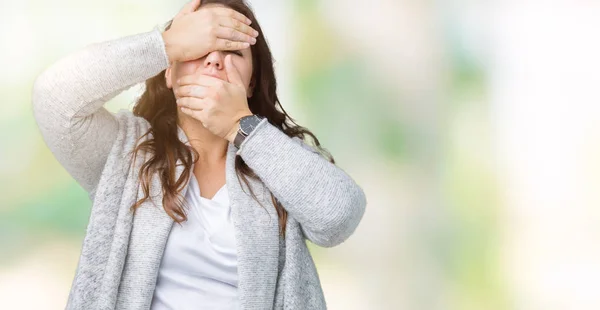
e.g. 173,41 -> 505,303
112,109 -> 153,141
107,109 -> 152,156
114,109 -> 150,131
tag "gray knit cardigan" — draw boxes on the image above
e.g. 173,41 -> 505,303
31,26 -> 366,310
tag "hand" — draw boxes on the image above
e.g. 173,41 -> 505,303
162,0 -> 259,63
176,54 -> 253,142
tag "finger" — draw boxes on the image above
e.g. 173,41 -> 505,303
175,0 -> 201,19
178,74 -> 223,88
180,107 -> 205,123
214,39 -> 249,52
224,55 -> 244,87
213,7 -> 252,25
215,26 -> 256,45
218,16 -> 259,38
176,96 -> 207,110
175,85 -> 209,99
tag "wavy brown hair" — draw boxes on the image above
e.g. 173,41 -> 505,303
128,0 -> 333,237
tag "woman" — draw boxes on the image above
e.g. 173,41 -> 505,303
32,0 -> 366,309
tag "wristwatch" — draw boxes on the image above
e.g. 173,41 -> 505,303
233,114 -> 265,148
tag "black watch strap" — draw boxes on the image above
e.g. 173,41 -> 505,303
233,129 -> 246,148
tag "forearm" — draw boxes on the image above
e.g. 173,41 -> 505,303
32,26 -> 170,193
33,26 -> 170,122
237,119 -> 367,247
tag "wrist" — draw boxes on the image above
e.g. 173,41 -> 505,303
226,120 -> 241,143
161,31 -> 179,64
227,111 -> 253,143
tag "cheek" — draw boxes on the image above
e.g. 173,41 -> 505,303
175,62 -> 199,77
172,63 -> 197,88
234,58 -> 253,89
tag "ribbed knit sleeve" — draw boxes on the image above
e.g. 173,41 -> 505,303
237,118 -> 367,247
32,26 -> 170,195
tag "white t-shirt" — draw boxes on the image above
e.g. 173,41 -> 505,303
150,172 -> 239,310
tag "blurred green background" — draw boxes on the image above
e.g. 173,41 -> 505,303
2,1 -> 600,309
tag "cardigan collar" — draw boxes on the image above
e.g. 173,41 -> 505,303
119,125 -> 280,308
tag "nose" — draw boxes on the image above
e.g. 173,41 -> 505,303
204,51 -> 224,70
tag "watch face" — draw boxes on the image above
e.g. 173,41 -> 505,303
239,115 -> 262,135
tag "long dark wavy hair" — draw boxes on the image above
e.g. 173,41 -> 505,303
128,0 -> 333,237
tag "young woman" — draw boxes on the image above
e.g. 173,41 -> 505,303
32,0 -> 366,309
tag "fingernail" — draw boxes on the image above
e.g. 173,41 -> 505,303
250,37 -> 257,44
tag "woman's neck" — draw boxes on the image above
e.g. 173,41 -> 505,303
178,116 -> 228,164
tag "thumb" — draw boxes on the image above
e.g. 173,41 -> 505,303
225,55 -> 244,87
175,0 -> 201,19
